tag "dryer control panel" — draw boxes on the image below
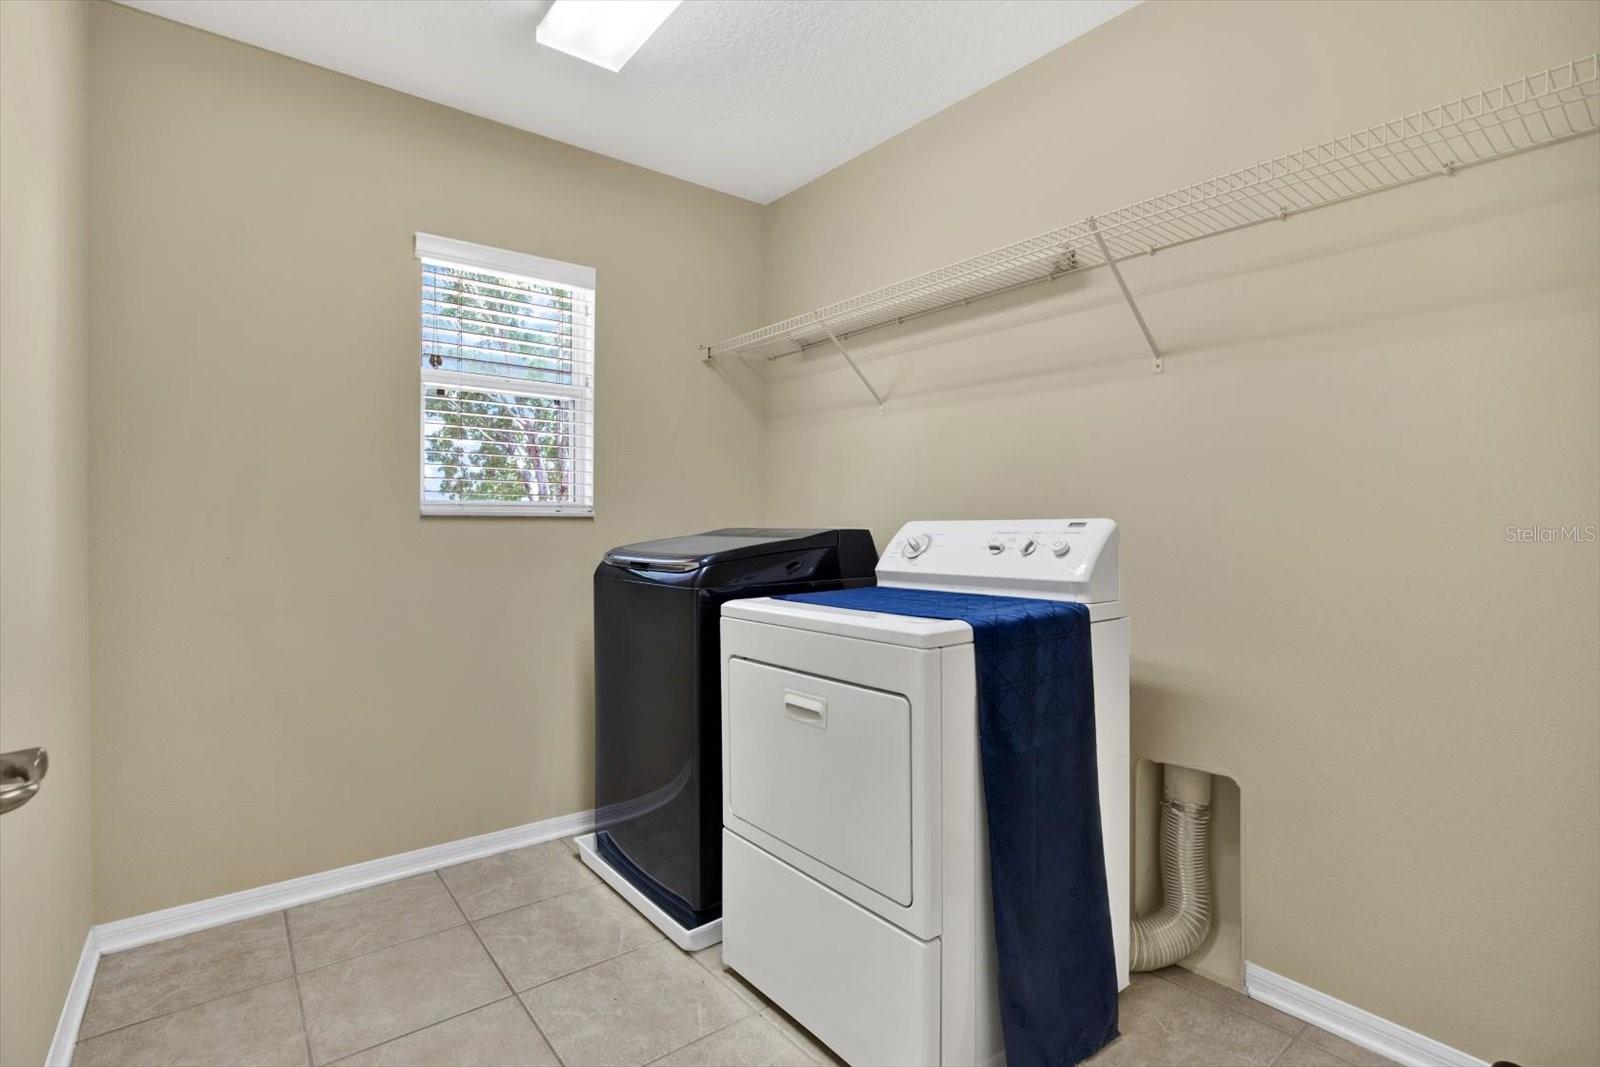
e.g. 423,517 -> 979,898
878,518 -> 1119,603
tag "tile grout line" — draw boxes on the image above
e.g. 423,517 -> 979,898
461,873 -> 613,926
705,959 -> 821,1061
721,970 -> 771,1014
770,1023 -> 828,1066
1226,994 -> 1311,1042
1144,968 -> 1314,1066
322,994 -> 527,1066
633,951 -> 767,1064
87,841 -> 777,1065
501,932 -> 735,1062
761,1005 -> 839,1066
302,871 -> 523,1064
90,838 -> 603,1019
86,889 -> 461,1045
281,870 -> 468,974
76,970 -> 298,1046
1149,966 -> 1311,1041
1290,1032 -> 1364,1067
282,846 -> 609,976
438,870 -> 569,1067
646,1007 -> 817,1067
690,952 -> 781,1022
290,858 -> 600,981
513,984 -> 567,1067
100,839 -> 594,984
493,931 -> 665,1000
439,850 -> 609,925
1266,1032 -> 1356,1067
283,912 -> 317,1067
641,1014 -> 751,1066
459,866 -> 689,1004
80,946 -> 797,1067
456,877 -> 603,922
437,867 -> 569,1067
298,919 -> 476,977
76,919 -> 303,1047
429,869 -> 470,926
517,937 -> 666,995
534,941 -> 770,1067
291,978 -> 317,1066
72,843 -> 603,1058
451,848 -> 774,1061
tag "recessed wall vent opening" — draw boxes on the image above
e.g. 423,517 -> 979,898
1132,761 -> 1242,986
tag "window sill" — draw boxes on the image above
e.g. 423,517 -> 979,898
421,503 -> 594,518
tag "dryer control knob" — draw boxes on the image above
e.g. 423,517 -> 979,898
1052,539 -> 1071,557
987,540 -> 1005,555
904,534 -> 931,559
1021,539 -> 1038,557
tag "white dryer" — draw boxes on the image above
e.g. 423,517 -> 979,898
719,519 -> 1130,1067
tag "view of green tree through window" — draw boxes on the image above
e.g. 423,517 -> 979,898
416,235 -> 595,515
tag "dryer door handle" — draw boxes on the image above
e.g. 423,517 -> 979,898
782,691 -> 827,730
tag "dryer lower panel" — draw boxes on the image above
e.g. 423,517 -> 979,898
722,831 -> 940,1067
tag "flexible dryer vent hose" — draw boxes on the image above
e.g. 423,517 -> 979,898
1130,765 -> 1214,972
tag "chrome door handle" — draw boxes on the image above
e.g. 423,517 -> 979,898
0,748 -> 48,815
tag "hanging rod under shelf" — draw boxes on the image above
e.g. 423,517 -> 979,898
702,53 -> 1599,393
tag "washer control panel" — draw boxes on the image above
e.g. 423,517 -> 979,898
879,519 -> 1119,603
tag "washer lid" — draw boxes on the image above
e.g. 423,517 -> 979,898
603,528 -> 842,571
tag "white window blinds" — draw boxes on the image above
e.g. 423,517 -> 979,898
416,233 -> 595,516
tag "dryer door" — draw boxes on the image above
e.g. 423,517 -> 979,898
726,658 -> 913,905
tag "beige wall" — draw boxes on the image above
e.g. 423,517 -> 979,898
759,2 -> 1599,1063
0,2 -> 95,1063
18,2 -> 1597,1062
86,3 -> 766,922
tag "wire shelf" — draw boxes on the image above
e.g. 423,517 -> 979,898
705,54 -> 1599,364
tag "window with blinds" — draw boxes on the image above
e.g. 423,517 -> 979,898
416,233 -> 595,516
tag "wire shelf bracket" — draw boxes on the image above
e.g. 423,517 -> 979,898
702,54 -> 1599,410
1088,216 -> 1163,374
822,322 -> 886,415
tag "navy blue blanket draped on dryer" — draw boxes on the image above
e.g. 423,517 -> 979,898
777,586 -> 1119,1067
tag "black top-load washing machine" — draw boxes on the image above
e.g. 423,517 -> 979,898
592,528 -> 877,935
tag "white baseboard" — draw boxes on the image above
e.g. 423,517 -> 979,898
1245,962 -> 1487,1067
49,808 -> 593,1065
95,808 -> 594,953
45,929 -> 100,1067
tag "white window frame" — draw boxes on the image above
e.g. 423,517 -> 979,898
415,233 -> 596,518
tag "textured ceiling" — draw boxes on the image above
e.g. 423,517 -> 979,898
115,0 -> 1137,203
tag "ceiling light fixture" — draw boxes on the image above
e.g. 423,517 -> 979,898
536,0 -> 683,73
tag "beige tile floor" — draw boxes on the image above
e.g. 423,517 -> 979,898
76,838 -> 1395,1067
